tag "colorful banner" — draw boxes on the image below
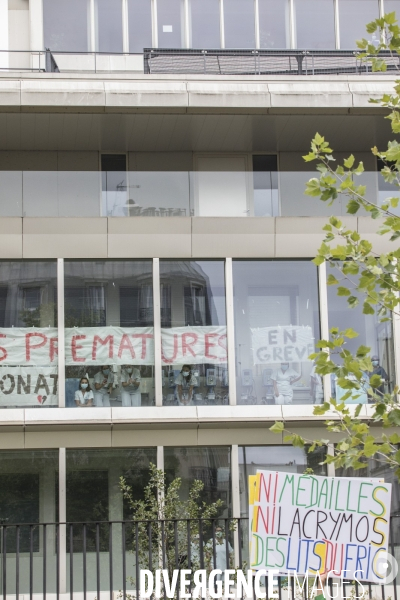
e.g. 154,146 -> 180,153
251,325 -> 315,364
249,470 -> 391,583
0,366 -> 58,406
0,326 -> 227,366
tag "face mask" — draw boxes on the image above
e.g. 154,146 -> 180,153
126,368 -> 133,374
281,365 -> 289,372
81,383 -> 88,390
372,361 -> 379,367
182,371 -> 190,377
102,369 -> 110,376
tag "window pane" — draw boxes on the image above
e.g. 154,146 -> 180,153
252,155 -> 279,216
102,154 -> 127,217
259,0 -> 290,48
384,0 -> 400,16
377,158 -> 400,215
189,0 -> 221,48
95,0 -> 123,53
224,0 -> 255,48
43,0 -> 89,52
0,262 -> 58,408
64,261 -> 154,408
160,261 -> 229,406
233,260 -> 321,405
157,0 -> 185,48
327,264 -> 395,403
295,0 -> 336,48
339,0 -> 380,48
128,0 -> 153,53
165,446 -> 231,515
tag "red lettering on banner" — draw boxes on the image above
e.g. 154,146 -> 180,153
182,332 -> 198,358
71,335 -> 86,363
92,335 -> 114,361
26,332 -> 47,361
132,333 -> 153,360
161,334 -> 178,364
49,337 -> 58,362
117,334 -> 136,359
217,334 -> 228,360
0,334 -> 7,362
205,333 -> 218,360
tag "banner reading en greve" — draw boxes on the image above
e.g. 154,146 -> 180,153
249,470 -> 391,583
0,326 -> 227,366
251,326 -> 314,365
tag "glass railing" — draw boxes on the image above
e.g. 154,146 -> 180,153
0,170 -> 396,218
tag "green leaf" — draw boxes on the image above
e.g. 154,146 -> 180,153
343,154 -> 355,168
270,422 -> 284,434
363,301 -> 375,315
327,274 -> 339,285
337,286 -> 351,296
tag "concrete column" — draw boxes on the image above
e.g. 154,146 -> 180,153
29,0 -> 43,50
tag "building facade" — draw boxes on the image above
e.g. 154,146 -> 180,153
0,0 -> 399,596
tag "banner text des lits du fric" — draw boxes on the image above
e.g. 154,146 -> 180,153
249,470 -> 391,583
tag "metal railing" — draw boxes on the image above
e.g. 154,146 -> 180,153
0,516 -> 399,599
144,48 -> 400,76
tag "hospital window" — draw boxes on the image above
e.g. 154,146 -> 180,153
252,155 -> 279,217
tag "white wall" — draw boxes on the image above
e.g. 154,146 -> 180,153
0,0 -> 9,68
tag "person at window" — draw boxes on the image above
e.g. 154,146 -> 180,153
74,377 -> 94,407
175,365 -> 197,406
271,362 -> 301,405
367,354 -> 388,400
121,365 -> 141,407
93,365 -> 114,407
310,362 -> 324,404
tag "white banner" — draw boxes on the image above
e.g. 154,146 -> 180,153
249,470 -> 392,583
0,366 -> 58,406
251,325 -> 315,365
0,326 -> 227,366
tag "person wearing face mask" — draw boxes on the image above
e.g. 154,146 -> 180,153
74,377 -> 94,407
120,365 -> 141,407
93,365 -> 114,407
367,354 -> 388,400
271,362 -> 301,405
175,365 -> 197,406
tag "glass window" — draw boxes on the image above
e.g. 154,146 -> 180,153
157,0 -> 185,48
377,158 -> 400,216
128,0 -> 153,53
295,0 -> 336,49
0,262 -> 58,408
160,261 -> 229,406
43,0 -> 90,52
224,0 -> 256,48
95,0 -> 123,53
259,0 -> 290,48
164,446 -> 232,516
327,264 -> 395,404
384,0 -> 400,16
233,260 -> 321,405
339,0 -> 380,48
252,155 -> 279,216
102,154 -> 128,217
189,0 -> 221,48
64,261 -> 154,408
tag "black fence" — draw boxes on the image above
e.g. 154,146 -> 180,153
0,517 -> 399,599
143,48 -> 400,76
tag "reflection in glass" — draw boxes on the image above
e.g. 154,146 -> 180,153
160,261 -> 228,406
339,0 -> 379,48
64,261 -> 154,408
128,0 -> 153,53
165,446 -> 231,516
157,0 -> 184,48
259,0 -> 290,48
377,158 -> 400,216
0,262 -> 58,408
43,0 -> 90,52
224,0 -> 255,48
295,0 -> 336,49
252,155 -> 279,216
189,0 -> 221,48
102,154 -> 128,217
327,264 -> 395,403
95,0 -> 123,52
233,260 -> 321,405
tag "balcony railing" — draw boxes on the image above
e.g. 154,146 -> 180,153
0,516 -> 399,599
0,170 -> 395,219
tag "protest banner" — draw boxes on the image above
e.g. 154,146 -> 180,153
0,366 -> 58,406
251,326 -> 314,365
249,470 -> 392,583
0,326 -> 227,366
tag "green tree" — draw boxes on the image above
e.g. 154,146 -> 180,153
271,12 -> 400,481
